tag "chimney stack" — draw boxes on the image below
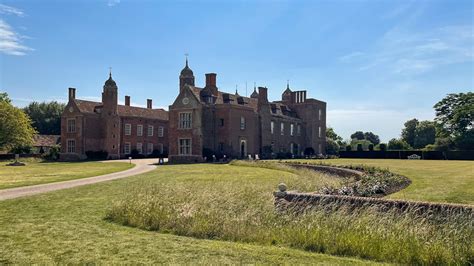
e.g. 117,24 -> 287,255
68,88 -> 76,101
125,95 -> 130,106
258,87 -> 268,104
205,73 -> 217,87
147,99 -> 152,109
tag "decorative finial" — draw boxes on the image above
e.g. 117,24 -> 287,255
254,82 -> 256,91
287,79 -> 289,89
109,67 -> 112,78
185,53 -> 189,67
235,85 -> 238,95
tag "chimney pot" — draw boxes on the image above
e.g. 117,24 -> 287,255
68,87 -> 76,101
125,95 -> 130,106
147,99 -> 152,109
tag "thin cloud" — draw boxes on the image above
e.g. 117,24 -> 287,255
0,19 -> 34,56
0,4 -> 24,17
339,51 -> 364,63
107,0 -> 120,7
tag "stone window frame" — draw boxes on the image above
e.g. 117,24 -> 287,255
67,118 -> 76,133
137,125 -> 143,136
147,143 -> 153,155
124,142 -> 131,154
290,123 -> 294,136
178,138 -> 192,155
124,124 -> 132,136
148,125 -> 154,136
158,126 -> 164,137
318,126 -> 322,138
178,112 -> 192,129
319,109 -> 322,121
137,142 -> 143,154
66,139 -> 75,153
270,121 -> 274,134
240,116 -> 246,130
297,124 -> 301,136
280,122 -> 285,136
157,143 -> 164,154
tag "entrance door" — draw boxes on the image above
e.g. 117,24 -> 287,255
240,140 -> 247,158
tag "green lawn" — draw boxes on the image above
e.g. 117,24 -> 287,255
290,159 -> 474,205
0,160 -> 133,189
0,164 -> 375,264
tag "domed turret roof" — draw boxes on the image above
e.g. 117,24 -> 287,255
180,58 -> 194,77
104,72 -> 117,87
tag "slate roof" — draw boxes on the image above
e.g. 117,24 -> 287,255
33,135 -> 60,147
73,99 -> 168,121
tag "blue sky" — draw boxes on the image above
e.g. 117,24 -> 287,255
1,0 -> 473,142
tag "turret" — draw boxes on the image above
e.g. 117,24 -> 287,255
179,57 -> 195,93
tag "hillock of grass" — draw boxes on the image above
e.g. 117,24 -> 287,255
106,161 -> 473,264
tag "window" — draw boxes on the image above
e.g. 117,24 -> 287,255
147,143 -> 153,154
297,124 -> 301,136
318,126 -> 322,138
124,142 -> 131,154
137,125 -> 143,136
67,119 -> 76,133
271,121 -> 274,134
158,126 -> 164,137
137,143 -> 143,154
318,144 -> 322,154
179,139 -> 191,155
157,143 -> 164,154
67,139 -> 75,153
220,119 -> 224,127
290,124 -> 294,136
148,125 -> 154,136
319,109 -> 322,121
125,124 -> 131,135
280,122 -> 285,135
240,116 -> 246,130
179,112 -> 192,129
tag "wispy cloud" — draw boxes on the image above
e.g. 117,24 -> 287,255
107,0 -> 120,7
342,25 -> 474,75
0,19 -> 34,56
0,4 -> 24,17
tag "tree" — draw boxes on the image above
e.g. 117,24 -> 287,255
388,138 -> 410,150
23,101 -> 65,135
0,92 -> 11,104
454,129 -> 474,150
326,127 -> 343,143
325,139 -> 340,155
363,132 -> 380,145
434,92 -> 473,136
0,101 -> 37,152
350,131 -> 365,140
401,118 -> 418,148
413,121 -> 436,149
351,139 -> 372,151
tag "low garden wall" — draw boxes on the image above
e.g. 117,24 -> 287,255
339,150 -> 474,160
274,185 -> 473,216
285,163 -> 363,178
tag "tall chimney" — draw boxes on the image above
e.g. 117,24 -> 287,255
125,95 -> 130,106
258,87 -> 268,104
147,99 -> 152,109
205,73 -> 217,87
68,88 -> 76,101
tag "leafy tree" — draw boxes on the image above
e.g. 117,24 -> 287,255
368,144 -> 374,151
350,131 -> 365,140
432,137 -> 453,152
0,101 -> 37,152
434,92 -> 473,136
326,127 -> 343,143
23,101 -> 65,135
388,138 -> 410,150
363,132 -> 380,145
401,118 -> 418,148
325,139 -> 340,155
346,145 -> 352,151
378,143 -> 387,151
0,92 -> 11,104
413,121 -> 436,149
454,129 -> 474,150
351,139 -> 372,151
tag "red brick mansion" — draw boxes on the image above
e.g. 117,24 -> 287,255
60,60 -> 326,162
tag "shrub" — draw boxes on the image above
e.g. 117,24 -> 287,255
129,149 -> 145,159
85,150 -> 108,160
44,145 -> 60,161
378,143 -> 387,151
357,143 -> 363,151
303,147 -> 315,156
10,145 -> 32,154
368,144 -> 374,151
346,145 -> 352,151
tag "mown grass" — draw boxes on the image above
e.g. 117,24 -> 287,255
0,159 -> 133,189
0,163 -> 373,264
287,159 -> 474,204
107,161 -> 474,265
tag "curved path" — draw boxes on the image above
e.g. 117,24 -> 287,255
0,159 -> 158,201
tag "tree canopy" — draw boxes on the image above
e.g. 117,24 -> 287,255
434,92 -> 473,136
23,101 -> 65,135
350,131 -> 365,140
413,121 -> 436,149
401,118 -> 418,148
0,100 -> 37,152
388,138 -> 411,150
363,132 -> 380,145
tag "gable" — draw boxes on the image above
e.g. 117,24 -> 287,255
171,86 -> 201,109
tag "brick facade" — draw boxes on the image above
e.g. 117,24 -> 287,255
168,61 -> 327,163
60,74 -> 168,160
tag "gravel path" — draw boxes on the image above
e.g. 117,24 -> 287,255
0,159 -> 158,201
